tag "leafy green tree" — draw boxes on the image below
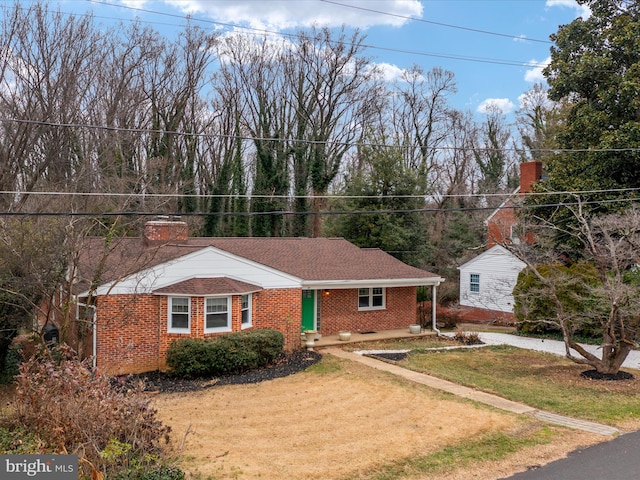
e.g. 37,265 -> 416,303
540,0 -> 640,197
325,144 -> 428,267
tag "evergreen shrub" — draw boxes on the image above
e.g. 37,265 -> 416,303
166,329 -> 284,378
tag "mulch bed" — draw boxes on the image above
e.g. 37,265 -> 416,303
117,350 -> 322,394
368,352 -> 409,362
580,369 -> 634,381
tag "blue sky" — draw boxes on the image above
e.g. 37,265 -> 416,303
64,0 -> 587,117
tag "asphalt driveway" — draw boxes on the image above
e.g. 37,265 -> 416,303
501,429 -> 640,480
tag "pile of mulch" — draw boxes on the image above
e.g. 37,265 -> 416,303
117,350 -> 322,394
580,369 -> 634,381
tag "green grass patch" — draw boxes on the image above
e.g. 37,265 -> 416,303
402,345 -> 640,425
306,356 -> 343,374
349,425 -> 556,480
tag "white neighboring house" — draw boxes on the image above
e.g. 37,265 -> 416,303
458,245 -> 526,314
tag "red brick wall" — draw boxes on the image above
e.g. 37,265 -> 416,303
487,205 -> 516,248
143,220 -> 188,244
319,287 -> 417,334
252,289 -> 302,352
95,288 -> 303,375
96,294 -> 161,375
520,161 -> 542,194
457,305 -> 515,325
488,161 -> 542,248
95,287 -> 417,374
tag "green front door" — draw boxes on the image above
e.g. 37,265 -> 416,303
301,290 -> 316,331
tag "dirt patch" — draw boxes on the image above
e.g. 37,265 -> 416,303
152,354 -> 604,480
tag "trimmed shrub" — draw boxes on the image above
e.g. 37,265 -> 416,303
166,329 -> 284,378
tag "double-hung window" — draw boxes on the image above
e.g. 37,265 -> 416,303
358,287 -> 385,310
470,274 -> 480,293
205,297 -> 231,332
241,294 -> 252,328
168,297 -> 190,333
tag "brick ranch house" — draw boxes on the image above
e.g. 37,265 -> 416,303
70,220 -> 444,375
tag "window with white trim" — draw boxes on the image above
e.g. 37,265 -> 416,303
241,294 -> 252,328
205,297 -> 231,332
168,297 -> 190,333
358,287 -> 385,310
470,274 -> 480,293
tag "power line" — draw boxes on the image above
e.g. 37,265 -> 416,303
77,0 -> 549,68
0,196 -> 638,218
319,0 -> 552,44
2,117 -> 640,154
1,186 -> 640,200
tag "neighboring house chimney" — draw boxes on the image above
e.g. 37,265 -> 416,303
486,161 -> 543,248
144,217 -> 188,245
520,161 -> 543,194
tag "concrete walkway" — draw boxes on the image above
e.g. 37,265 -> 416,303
319,345 -> 621,437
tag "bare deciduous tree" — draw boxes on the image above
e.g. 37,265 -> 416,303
513,200 -> 640,375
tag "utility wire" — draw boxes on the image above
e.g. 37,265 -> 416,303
77,0 -> 550,68
1,186 -> 640,200
1,197 -> 638,218
2,117 -> 640,154
319,0 -> 552,44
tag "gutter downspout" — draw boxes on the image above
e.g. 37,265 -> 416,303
431,284 -> 441,336
76,301 -> 97,369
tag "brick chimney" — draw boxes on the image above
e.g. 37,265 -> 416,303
520,161 -> 543,194
143,217 -> 188,245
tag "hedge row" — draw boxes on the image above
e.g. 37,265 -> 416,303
165,329 -> 284,378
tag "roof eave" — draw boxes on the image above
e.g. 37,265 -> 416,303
302,277 -> 445,289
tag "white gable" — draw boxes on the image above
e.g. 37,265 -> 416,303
83,246 -> 302,296
458,245 -> 526,313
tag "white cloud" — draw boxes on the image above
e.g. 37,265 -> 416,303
546,0 -> 591,19
372,62 -> 407,83
161,0 -> 423,30
513,34 -> 528,43
477,98 -> 516,115
524,56 -> 551,83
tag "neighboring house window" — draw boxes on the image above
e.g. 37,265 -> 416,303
241,294 -> 252,328
169,297 -> 190,333
358,287 -> 385,310
205,297 -> 231,332
510,225 -> 521,245
470,274 -> 480,293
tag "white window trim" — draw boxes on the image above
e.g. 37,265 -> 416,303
470,273 -> 480,294
358,287 -> 386,311
241,293 -> 252,329
204,296 -> 232,333
168,296 -> 191,334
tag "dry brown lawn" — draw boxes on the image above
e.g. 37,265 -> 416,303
153,354 -> 603,480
